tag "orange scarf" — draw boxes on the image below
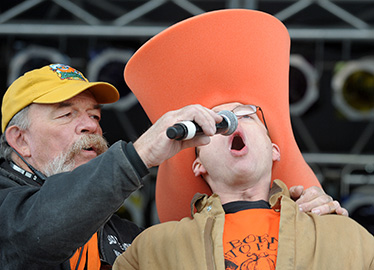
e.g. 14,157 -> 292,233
69,233 -> 101,270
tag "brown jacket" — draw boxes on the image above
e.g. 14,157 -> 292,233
114,180 -> 374,269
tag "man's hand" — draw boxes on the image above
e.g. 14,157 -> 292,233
133,104 -> 222,168
289,185 -> 349,216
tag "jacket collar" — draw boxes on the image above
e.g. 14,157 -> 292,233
191,179 -> 290,216
268,179 -> 290,211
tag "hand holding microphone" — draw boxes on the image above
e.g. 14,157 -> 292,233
166,110 -> 238,140
134,105 -> 230,168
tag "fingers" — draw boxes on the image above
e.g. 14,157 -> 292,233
179,134 -> 212,150
178,104 -> 222,137
297,194 -> 333,214
133,104 -> 221,168
308,200 -> 339,215
294,186 -> 349,216
309,201 -> 349,217
289,185 -> 304,200
294,186 -> 327,206
335,206 -> 349,217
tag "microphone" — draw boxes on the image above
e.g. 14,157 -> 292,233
166,110 -> 238,140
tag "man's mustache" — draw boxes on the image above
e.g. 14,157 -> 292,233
67,134 -> 109,160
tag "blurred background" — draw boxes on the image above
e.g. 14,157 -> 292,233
0,0 -> 373,232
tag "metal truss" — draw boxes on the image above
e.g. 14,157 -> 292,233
1,0 -> 374,209
0,0 -> 374,40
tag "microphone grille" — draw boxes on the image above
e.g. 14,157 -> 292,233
218,110 -> 238,135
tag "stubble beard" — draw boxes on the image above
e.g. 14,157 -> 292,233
42,134 -> 109,177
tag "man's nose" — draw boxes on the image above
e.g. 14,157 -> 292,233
76,115 -> 100,134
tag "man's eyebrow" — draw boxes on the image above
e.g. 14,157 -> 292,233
57,102 -> 72,108
56,102 -> 102,110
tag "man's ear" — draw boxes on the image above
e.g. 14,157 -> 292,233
192,157 -> 207,177
5,126 -> 31,157
272,143 -> 281,162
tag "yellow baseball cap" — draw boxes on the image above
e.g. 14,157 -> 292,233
2,63 -> 120,132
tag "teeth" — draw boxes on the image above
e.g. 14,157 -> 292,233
231,135 -> 245,151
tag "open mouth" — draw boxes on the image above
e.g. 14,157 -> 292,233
83,146 -> 96,153
231,134 -> 245,151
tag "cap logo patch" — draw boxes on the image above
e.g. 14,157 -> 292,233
49,64 -> 88,82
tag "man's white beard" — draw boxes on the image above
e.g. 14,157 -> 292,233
42,134 -> 109,177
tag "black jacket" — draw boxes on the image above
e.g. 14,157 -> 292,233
0,141 -> 147,269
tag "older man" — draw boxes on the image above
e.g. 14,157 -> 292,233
0,64 -> 220,270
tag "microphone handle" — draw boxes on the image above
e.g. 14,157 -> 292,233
166,120 -> 229,140
166,123 -> 187,140
166,121 -> 197,140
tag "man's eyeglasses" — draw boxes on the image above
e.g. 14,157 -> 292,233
231,104 -> 268,130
